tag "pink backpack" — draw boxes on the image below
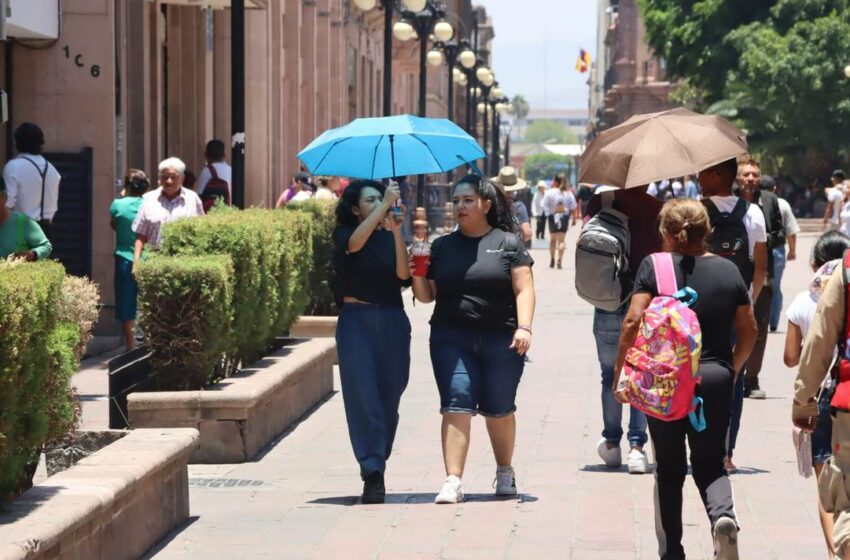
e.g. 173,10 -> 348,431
623,253 -> 705,430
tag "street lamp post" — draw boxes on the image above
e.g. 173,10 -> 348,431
354,0 -> 398,117
397,2 -> 453,208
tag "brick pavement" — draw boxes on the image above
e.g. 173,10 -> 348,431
142,229 -> 827,560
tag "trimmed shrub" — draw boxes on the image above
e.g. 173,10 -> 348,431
285,200 -> 338,316
56,275 -> 100,357
159,213 -> 278,365
0,260 -> 80,501
245,209 -> 313,337
136,255 -> 233,390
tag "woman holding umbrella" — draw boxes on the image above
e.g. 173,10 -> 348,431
411,175 -> 536,504
332,181 -> 410,505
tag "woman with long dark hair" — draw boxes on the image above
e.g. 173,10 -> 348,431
332,180 -> 411,504
411,175 -> 536,504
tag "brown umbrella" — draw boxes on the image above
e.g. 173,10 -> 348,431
579,107 -> 748,188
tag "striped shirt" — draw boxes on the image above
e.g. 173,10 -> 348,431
131,187 -> 204,249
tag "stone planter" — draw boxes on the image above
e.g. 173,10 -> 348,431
0,428 -> 198,560
290,315 -> 338,339
127,338 -> 336,463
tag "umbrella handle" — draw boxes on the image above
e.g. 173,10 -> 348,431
390,134 -> 396,178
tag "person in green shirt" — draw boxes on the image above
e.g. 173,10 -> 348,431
110,169 -> 149,350
0,177 -> 51,261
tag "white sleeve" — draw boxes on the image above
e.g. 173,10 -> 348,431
779,199 -> 800,236
197,167 -> 211,195
786,292 -> 807,326
2,163 -> 15,209
566,192 -> 577,211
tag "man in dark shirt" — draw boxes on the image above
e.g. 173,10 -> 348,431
584,186 -> 663,473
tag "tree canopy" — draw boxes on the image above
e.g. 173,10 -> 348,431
638,0 -> 850,178
511,94 -> 530,121
523,120 -> 579,144
523,153 -> 572,185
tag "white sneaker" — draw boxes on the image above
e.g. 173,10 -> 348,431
713,517 -> 739,560
494,466 -> 518,496
627,448 -> 649,474
435,475 -> 464,504
597,438 -> 622,468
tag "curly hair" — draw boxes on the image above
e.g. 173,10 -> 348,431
452,174 -> 516,233
335,179 -> 386,228
124,169 -> 150,196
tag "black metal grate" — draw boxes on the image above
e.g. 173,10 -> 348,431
46,147 -> 93,278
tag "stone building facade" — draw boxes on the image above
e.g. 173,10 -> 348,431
587,0 -> 676,137
0,0 -> 479,334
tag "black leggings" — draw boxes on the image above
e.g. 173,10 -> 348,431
648,362 -> 737,560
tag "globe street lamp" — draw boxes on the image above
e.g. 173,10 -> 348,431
489,92 -> 510,174
395,1 -> 454,208
845,64 -> 850,79
354,0 -> 407,117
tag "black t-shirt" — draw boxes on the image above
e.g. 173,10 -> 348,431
427,228 -> 534,332
633,254 -> 750,367
332,226 -> 410,308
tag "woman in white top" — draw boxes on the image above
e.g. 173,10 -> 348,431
839,188 -> 850,238
784,230 -> 850,559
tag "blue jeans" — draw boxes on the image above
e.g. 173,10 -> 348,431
429,326 -> 524,417
593,308 -> 648,447
770,247 -> 786,330
336,304 -> 411,478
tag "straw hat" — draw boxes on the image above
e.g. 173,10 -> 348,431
491,166 -> 528,192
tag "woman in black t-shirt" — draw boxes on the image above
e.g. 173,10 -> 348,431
331,180 -> 411,505
612,199 -> 757,560
411,175 -> 536,504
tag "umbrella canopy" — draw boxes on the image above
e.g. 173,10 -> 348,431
579,107 -> 748,188
297,115 -> 485,180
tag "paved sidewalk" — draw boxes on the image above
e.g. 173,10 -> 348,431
144,229 -> 826,560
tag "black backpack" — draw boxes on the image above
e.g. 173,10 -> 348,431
758,190 -> 785,249
704,198 -> 754,287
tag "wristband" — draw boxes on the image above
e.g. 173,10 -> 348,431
517,324 -> 532,335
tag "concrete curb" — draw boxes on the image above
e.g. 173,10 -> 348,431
127,338 -> 337,463
0,428 -> 198,560
289,316 -> 338,339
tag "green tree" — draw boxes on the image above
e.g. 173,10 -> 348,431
523,153 -> 572,185
638,0 -> 850,178
511,94 -> 530,120
637,0 -> 775,103
523,120 -> 578,144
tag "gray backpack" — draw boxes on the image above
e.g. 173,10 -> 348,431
575,191 -> 631,311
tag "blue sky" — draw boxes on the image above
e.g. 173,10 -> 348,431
481,0 -> 597,111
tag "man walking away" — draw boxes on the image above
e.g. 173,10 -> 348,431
701,157 -> 768,471
584,186 -> 662,474
761,174 -> 800,332
531,181 -> 546,240
684,175 -> 700,199
2,123 -> 61,242
737,158 -> 782,400
198,139 -> 232,211
824,170 -> 846,231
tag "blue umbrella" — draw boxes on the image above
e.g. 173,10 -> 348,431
297,115 -> 485,180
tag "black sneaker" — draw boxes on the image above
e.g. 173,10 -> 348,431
362,472 -> 385,504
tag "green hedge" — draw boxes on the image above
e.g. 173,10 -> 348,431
285,200 -> 338,316
159,212 -> 280,365
137,255 -> 234,390
0,261 -> 80,502
246,209 -> 313,336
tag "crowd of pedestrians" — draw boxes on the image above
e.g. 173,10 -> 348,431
329,153 -> 850,560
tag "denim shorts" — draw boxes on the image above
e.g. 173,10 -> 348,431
429,326 -> 524,417
813,385 -> 834,465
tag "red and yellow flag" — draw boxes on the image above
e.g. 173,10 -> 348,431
575,49 -> 592,73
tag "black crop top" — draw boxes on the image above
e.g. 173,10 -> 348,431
332,226 -> 411,308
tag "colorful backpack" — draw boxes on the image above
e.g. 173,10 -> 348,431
201,164 -> 231,213
623,253 -> 705,430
